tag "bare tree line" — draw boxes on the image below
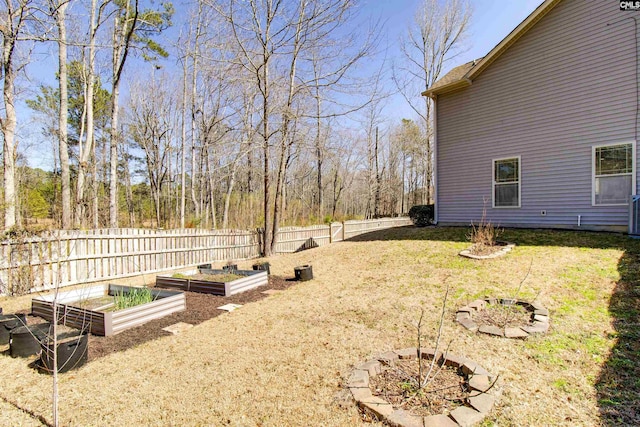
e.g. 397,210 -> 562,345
1,0 -> 471,252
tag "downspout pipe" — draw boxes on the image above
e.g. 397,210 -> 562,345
432,94 -> 439,224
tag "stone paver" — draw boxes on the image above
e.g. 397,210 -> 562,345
161,322 -> 193,335
347,369 -> 369,388
468,299 -> 486,310
377,351 -> 399,366
423,414 -> 459,427
419,347 -> 442,361
533,314 -> 549,323
478,325 -> 504,337
468,374 -> 491,393
357,396 -> 394,419
357,360 -> 381,377
462,361 -> 491,376
396,347 -> 418,359
456,312 -> 471,322
450,406 -> 484,427
350,387 -> 372,402
442,353 -> 467,368
530,301 -> 546,311
504,327 -> 529,338
468,391 -> 496,413
458,318 -> 478,332
387,409 -> 423,427
534,307 -> 549,316
522,321 -> 549,334
217,303 -> 242,312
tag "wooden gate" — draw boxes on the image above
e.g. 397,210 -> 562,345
330,222 -> 344,242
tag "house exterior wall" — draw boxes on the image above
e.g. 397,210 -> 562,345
436,0 -> 638,232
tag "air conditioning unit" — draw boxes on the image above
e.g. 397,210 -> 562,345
629,195 -> 640,235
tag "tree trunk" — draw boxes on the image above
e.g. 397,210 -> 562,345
180,59 -> 187,228
1,21 -> 17,230
55,1 -> 71,229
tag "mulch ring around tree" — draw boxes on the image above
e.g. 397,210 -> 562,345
86,275 -> 295,362
348,348 -> 497,426
456,298 -> 550,338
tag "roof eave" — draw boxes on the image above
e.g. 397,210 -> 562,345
422,79 -> 471,98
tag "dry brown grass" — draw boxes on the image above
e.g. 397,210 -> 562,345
0,226 -> 637,426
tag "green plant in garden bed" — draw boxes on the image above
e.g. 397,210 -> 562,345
114,287 -> 154,310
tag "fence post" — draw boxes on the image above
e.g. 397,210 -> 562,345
256,227 -> 265,257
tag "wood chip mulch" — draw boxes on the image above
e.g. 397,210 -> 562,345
87,275 -> 295,362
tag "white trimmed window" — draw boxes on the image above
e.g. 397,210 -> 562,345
493,156 -> 521,208
593,142 -> 635,206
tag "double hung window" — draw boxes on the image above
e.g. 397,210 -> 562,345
593,143 -> 635,206
493,157 -> 520,208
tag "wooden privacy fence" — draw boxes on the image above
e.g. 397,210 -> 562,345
0,217 -> 412,293
273,217 -> 413,253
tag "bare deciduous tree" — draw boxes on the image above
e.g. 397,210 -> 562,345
394,0 -> 471,204
1,0 -> 33,230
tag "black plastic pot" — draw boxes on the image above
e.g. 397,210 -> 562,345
10,323 -> 51,358
40,327 -> 88,374
294,265 -> 313,281
0,313 -> 27,345
197,263 -> 212,270
252,262 -> 271,275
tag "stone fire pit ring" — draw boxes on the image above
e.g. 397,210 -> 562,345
456,298 -> 550,338
347,347 -> 497,426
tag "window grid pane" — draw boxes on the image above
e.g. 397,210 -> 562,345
596,144 -> 632,176
495,158 -> 519,183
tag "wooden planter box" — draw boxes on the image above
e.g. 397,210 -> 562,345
32,284 -> 186,336
156,269 -> 268,296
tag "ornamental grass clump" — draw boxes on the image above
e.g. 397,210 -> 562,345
114,287 -> 153,310
468,200 -> 503,255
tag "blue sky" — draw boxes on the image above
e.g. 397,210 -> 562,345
23,0 -> 545,170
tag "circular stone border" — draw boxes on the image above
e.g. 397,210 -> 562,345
456,298 -> 550,338
347,347 -> 497,427
459,241 -> 516,259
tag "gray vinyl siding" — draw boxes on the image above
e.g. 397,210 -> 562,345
436,0 -> 638,231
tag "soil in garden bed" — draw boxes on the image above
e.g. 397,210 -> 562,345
181,273 -> 245,282
368,358 -> 468,417
87,275 -> 293,362
475,303 -> 532,329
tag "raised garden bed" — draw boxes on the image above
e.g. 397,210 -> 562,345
456,298 -> 550,338
156,268 -> 268,296
31,284 -> 186,336
348,347 -> 497,426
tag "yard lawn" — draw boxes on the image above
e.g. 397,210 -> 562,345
1,226 -> 638,426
